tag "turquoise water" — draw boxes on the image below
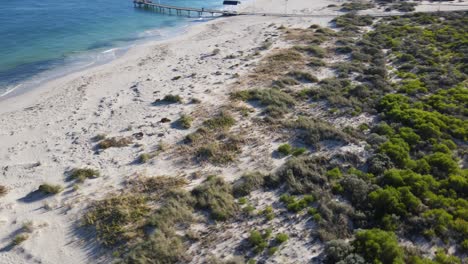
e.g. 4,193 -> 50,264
0,0 -> 223,97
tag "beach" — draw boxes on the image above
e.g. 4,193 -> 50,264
0,0 -> 466,263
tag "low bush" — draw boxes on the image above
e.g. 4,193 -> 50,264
268,156 -> 327,193
249,229 -> 270,254
352,229 -> 404,264
280,194 -> 315,212
98,137 -> 133,149
195,136 -> 242,165
288,70 -> 318,83
203,112 -> 236,130
162,94 -> 182,103
70,168 -> 100,182
277,143 -> 293,155
38,183 -> 63,194
178,114 -> 193,129
232,172 -> 265,197
127,176 -> 188,194
83,195 -> 150,247
275,233 -> 289,244
341,2 -> 374,11
289,116 -> 352,146
294,45 -> 326,58
192,176 -> 238,221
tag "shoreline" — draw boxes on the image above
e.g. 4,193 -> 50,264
0,0 -> 466,263
0,15 -> 226,114
0,16 -> 218,104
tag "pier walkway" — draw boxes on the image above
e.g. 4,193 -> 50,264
133,1 -> 468,18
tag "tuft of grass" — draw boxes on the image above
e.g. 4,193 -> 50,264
162,94 -> 182,103
127,176 -> 188,195
70,168 -> 100,182
293,45 -> 326,58
98,137 -> 133,149
341,2 -> 374,11
12,234 -> 29,245
280,194 -> 315,212
83,195 -> 150,247
276,233 -> 289,244
38,183 -> 63,195
278,144 -> 306,157
192,176 -> 238,221
231,88 -> 296,117
195,137 -> 242,165
92,134 -> 107,141
178,114 -> 193,129
278,144 -> 293,156
292,147 -> 307,156
308,58 -> 326,68
203,112 -> 236,130
288,71 -> 318,83
0,185 -> 7,197
232,172 -> 265,197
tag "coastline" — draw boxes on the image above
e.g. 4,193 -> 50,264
0,0 -> 466,263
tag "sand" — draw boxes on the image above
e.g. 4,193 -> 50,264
0,0 -> 466,263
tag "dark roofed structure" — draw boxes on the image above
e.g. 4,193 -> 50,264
223,1 -> 241,5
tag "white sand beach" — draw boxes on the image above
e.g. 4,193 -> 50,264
0,0 -> 466,263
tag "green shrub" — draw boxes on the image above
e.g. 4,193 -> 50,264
352,229 -> 404,264
280,194 -> 315,212
38,183 -> 63,194
326,168 -> 342,179
249,229 -> 269,254
324,239 -> 354,264
341,2 -> 374,11
178,114 -> 193,129
70,168 -> 100,182
268,246 -> 278,255
277,144 -> 293,155
292,147 -> 306,156
162,94 -> 182,103
192,176 -> 238,221
275,233 -> 289,244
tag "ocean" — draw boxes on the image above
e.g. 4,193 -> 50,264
0,0 -> 224,97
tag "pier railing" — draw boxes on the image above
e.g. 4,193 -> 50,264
133,1 -> 240,17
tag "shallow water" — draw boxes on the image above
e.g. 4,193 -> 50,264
0,0 -> 223,97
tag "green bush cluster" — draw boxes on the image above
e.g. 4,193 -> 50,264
192,176 -> 238,221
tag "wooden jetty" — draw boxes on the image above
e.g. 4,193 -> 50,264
133,1 -> 468,18
133,1 -> 240,17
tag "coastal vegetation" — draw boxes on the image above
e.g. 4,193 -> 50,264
79,11 -> 467,264
38,183 -> 63,194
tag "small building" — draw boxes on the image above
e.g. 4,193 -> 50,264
223,1 -> 241,5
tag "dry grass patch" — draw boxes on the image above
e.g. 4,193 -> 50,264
70,168 -> 100,182
0,185 -> 7,197
126,175 -> 188,195
38,183 -> 63,195
98,137 -> 133,149
83,194 -> 150,247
